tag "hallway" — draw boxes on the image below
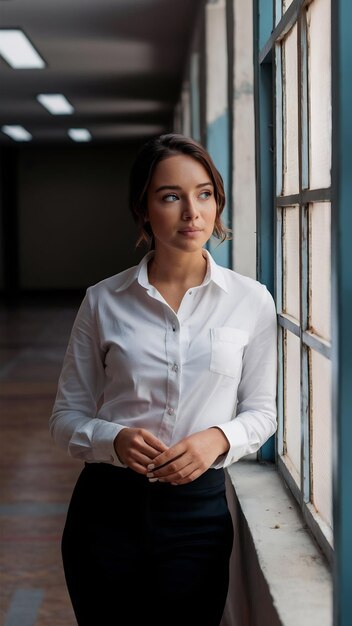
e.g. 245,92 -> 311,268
0,301 -> 82,624
1,0 -> 351,624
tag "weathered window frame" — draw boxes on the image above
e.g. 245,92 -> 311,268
254,0 -> 333,566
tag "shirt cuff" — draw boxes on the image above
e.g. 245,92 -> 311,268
91,421 -> 128,467
212,420 -> 251,468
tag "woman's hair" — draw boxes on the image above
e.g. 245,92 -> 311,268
129,132 -> 232,249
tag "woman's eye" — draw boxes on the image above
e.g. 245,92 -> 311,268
199,190 -> 212,199
163,194 -> 179,202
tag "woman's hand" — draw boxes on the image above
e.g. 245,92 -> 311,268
114,427 -> 168,474
146,427 -> 230,485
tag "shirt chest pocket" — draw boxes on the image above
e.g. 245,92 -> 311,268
210,327 -> 249,378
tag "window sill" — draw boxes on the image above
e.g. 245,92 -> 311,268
225,459 -> 333,626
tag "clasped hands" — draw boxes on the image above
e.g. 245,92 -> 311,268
114,426 -> 230,485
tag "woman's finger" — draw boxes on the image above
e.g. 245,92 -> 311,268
142,431 -> 169,452
150,454 -> 193,480
156,460 -> 195,483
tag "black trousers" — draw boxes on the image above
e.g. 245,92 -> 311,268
62,463 -> 234,626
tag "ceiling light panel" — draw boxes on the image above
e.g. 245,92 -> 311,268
68,128 -> 92,142
37,94 -> 74,115
1,125 -> 32,141
0,29 -> 45,69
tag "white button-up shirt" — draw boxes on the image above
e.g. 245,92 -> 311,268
50,250 -> 278,468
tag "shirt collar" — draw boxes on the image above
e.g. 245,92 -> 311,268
201,249 -> 229,293
114,248 -> 229,293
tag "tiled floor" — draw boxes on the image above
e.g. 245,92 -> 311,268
0,300 -> 84,625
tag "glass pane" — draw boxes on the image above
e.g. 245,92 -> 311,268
310,349 -> 333,533
284,330 -> 301,485
307,0 -> 332,189
282,24 -> 299,195
282,0 -> 295,12
275,0 -> 282,26
309,202 -> 331,340
282,206 -> 300,320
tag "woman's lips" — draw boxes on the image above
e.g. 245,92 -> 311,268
178,228 -> 203,236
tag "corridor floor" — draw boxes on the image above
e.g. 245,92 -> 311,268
0,299 -> 84,625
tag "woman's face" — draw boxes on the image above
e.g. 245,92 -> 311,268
146,154 -> 217,256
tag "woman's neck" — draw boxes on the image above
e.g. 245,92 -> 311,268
148,249 -> 207,287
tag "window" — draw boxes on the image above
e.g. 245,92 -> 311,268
256,0 -> 333,564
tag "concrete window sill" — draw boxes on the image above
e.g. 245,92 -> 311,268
224,459 -> 333,626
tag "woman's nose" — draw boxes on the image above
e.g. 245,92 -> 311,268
182,197 -> 199,220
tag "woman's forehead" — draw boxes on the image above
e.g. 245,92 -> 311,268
150,154 -> 211,186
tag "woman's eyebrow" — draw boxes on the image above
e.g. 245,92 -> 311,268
155,185 -> 182,192
155,182 -> 213,193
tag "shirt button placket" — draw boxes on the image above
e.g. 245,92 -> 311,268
161,317 -> 180,439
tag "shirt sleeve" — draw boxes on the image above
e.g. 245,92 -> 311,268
214,285 -> 278,468
49,288 -> 127,467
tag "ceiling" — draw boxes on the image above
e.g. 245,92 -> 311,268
0,0 -> 203,145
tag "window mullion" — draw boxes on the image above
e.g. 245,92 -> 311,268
300,9 -> 309,190
301,203 -> 310,503
298,6 -> 311,504
275,43 -> 283,197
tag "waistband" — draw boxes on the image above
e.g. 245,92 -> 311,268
84,462 -> 225,491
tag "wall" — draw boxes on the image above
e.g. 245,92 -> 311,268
221,469 -> 282,626
6,142 -> 145,292
232,0 -> 257,279
205,0 -> 232,269
0,151 -> 4,290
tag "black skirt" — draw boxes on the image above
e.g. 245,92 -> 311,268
62,462 -> 234,626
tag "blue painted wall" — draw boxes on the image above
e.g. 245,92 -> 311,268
206,111 -> 232,270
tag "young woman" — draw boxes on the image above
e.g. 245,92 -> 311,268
50,133 -> 277,626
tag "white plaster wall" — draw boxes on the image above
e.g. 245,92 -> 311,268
221,469 -> 282,626
225,461 -> 333,626
206,0 -> 228,124
232,0 -> 257,279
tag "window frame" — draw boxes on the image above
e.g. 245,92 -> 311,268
254,0 -> 333,566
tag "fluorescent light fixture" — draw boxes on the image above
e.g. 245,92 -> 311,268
0,29 -> 45,69
1,125 -> 32,141
68,128 -> 92,142
37,94 -> 74,115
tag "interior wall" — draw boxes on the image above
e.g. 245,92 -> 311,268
0,154 -> 4,290
221,471 -> 282,626
232,0 -> 256,279
16,142 -> 145,291
205,0 -> 232,270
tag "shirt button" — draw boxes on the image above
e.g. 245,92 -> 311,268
167,407 -> 174,415
172,363 -> 179,372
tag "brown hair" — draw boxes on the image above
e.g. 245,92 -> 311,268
129,133 -> 232,249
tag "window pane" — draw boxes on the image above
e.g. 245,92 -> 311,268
282,0 -> 295,12
310,349 -> 333,534
307,0 -> 331,189
309,202 -> 331,340
284,329 -> 301,485
282,206 -> 300,320
282,24 -> 299,195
